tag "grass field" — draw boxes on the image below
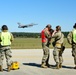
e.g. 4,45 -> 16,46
11,38 -> 71,49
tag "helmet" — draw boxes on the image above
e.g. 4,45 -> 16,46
56,25 -> 61,30
46,24 -> 51,29
73,23 -> 76,28
1,25 -> 8,30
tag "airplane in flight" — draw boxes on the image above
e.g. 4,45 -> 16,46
17,22 -> 38,28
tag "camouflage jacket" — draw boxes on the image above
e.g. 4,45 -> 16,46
52,31 -> 64,44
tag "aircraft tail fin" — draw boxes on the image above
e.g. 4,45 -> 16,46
17,22 -> 22,28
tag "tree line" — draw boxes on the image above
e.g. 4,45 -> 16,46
12,32 -> 69,38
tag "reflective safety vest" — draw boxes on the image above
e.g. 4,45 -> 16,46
41,30 -> 47,43
72,29 -> 76,43
0,32 -> 11,46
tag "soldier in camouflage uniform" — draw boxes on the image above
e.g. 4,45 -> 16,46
67,23 -> 76,69
41,24 -> 52,68
52,26 -> 65,69
0,25 -> 14,72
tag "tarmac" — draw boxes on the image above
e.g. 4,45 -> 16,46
0,48 -> 76,75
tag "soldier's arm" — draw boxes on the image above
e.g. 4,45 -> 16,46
52,32 -> 58,38
0,33 -> 1,42
44,31 -> 51,39
10,33 -> 14,42
67,31 -> 72,44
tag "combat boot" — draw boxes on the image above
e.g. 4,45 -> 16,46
56,63 -> 59,69
41,63 -> 48,68
74,66 -> 76,69
0,65 -> 3,72
7,66 -> 11,72
59,63 -> 62,68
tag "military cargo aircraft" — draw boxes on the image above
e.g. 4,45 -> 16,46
17,22 -> 38,28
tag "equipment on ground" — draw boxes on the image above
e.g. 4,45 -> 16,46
11,61 -> 20,70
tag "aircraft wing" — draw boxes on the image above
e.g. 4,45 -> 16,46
22,23 -> 38,28
28,23 -> 38,26
22,25 -> 29,28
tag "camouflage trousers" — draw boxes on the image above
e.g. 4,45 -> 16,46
72,44 -> 76,65
41,43 -> 50,64
0,46 -> 12,66
53,47 -> 63,64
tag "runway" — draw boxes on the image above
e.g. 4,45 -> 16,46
0,49 -> 76,75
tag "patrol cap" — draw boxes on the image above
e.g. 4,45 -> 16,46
73,23 -> 76,28
56,25 -> 61,30
1,25 -> 8,30
46,24 -> 51,28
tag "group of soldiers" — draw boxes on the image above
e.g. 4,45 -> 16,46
0,23 -> 76,72
41,23 -> 76,69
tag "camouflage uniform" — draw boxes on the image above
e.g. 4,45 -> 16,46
0,46 -> 12,66
0,25 -> 14,71
41,25 -> 52,68
42,31 -> 51,66
52,30 -> 64,69
67,29 -> 76,68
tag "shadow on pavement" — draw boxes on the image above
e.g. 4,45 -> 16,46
23,63 -> 56,68
62,65 -> 74,69
2,69 -> 8,72
23,63 -> 41,68
23,63 -> 74,69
